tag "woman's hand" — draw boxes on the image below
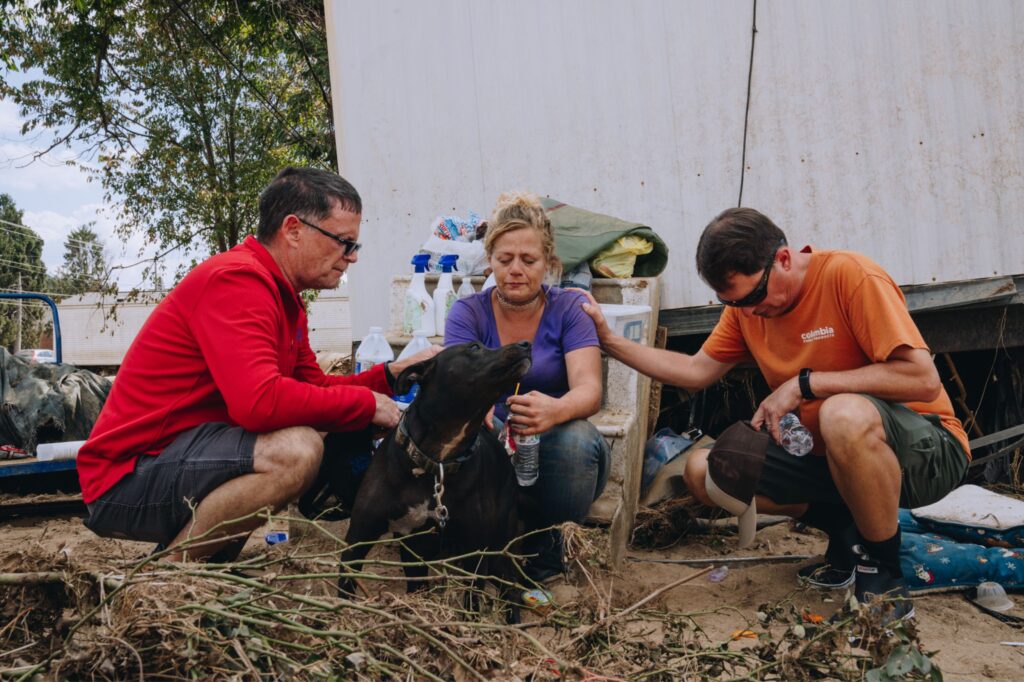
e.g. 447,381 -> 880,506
506,391 -> 563,435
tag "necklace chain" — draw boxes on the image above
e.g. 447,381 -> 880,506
495,287 -> 543,311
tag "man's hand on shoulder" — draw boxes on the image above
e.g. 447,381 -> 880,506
388,344 -> 443,381
371,391 -> 400,429
575,290 -> 614,346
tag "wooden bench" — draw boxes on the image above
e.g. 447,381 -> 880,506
386,274 -> 661,568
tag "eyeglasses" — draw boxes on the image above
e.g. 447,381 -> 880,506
295,216 -> 362,256
716,243 -> 783,307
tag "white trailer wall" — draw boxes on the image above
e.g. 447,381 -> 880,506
325,0 -> 1024,336
58,289 -> 352,366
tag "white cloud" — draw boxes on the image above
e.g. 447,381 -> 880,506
0,140 -> 96,193
23,204 -> 192,290
0,99 -> 24,137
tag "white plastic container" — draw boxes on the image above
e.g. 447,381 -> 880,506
457,276 -> 476,299
355,326 -> 394,374
599,304 -> 651,343
403,254 -> 436,336
394,330 -> 432,410
433,254 -> 458,334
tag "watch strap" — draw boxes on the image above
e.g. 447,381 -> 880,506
799,367 -> 816,400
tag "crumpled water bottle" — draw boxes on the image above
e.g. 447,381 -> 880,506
513,431 -> 540,486
779,412 -> 813,457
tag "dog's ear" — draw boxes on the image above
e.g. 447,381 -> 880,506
394,358 -> 436,395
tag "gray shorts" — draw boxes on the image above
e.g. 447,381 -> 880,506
756,396 -> 968,510
84,423 -> 256,544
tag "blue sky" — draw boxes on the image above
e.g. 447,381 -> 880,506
0,97 -> 184,291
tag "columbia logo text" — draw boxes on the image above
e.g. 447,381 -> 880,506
801,327 -> 835,343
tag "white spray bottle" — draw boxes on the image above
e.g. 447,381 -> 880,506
403,253 -> 435,337
433,254 -> 458,335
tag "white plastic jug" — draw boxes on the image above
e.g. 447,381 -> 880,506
355,326 -> 394,374
394,330 -> 432,410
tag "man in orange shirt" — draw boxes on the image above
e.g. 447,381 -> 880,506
581,207 -> 969,621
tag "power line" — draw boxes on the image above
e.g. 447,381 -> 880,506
0,257 -> 48,273
0,219 -> 43,240
0,286 -> 69,297
0,223 -> 109,250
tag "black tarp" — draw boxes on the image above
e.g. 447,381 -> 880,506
0,348 -> 111,453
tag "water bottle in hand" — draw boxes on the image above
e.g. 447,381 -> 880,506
513,431 -> 540,486
778,413 -> 813,457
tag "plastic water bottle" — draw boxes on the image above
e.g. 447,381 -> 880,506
779,413 -> 813,456
513,431 -> 540,486
355,327 -> 394,374
393,330 -> 432,410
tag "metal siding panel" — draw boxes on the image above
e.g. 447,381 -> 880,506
331,0 -> 751,327
328,0 -> 1023,319
307,293 -> 352,354
745,0 -> 1024,285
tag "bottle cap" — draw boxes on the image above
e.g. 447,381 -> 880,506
264,531 -> 288,545
439,254 -> 458,271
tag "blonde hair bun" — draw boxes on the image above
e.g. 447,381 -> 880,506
492,191 -> 543,222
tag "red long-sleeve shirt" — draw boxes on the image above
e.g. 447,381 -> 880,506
78,236 -> 390,503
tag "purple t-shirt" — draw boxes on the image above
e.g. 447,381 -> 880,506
444,285 -> 599,420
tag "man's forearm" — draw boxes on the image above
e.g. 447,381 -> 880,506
806,356 -> 941,404
602,334 -> 717,393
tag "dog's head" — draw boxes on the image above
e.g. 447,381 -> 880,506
394,341 -> 532,446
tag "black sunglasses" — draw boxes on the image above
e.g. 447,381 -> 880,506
716,243 -> 783,307
296,216 -> 362,256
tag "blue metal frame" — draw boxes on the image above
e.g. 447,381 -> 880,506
0,292 -> 62,363
0,458 -> 76,478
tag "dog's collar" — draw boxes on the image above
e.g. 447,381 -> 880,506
394,413 -> 476,476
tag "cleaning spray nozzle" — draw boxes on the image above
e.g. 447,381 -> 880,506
439,254 -> 458,272
411,253 -> 431,273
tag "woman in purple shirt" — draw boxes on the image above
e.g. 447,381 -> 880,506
445,192 -> 610,582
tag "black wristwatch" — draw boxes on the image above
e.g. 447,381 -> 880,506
383,361 -> 397,392
799,367 -> 816,400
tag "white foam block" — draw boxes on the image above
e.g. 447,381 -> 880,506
35,440 -> 86,462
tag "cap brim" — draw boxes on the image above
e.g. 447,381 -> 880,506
705,470 -> 759,549
736,497 -> 757,549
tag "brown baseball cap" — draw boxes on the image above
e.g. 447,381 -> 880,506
704,421 -> 769,548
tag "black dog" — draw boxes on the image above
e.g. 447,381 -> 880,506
337,341 -> 531,617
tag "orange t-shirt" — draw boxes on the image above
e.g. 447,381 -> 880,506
701,248 -> 970,459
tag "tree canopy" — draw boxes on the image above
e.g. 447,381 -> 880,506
0,0 -> 335,288
0,193 -> 48,350
54,225 -> 110,295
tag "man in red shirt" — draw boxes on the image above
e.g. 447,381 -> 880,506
580,208 -> 968,623
79,167 -> 437,561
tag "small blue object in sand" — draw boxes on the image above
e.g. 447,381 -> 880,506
264,532 -> 288,545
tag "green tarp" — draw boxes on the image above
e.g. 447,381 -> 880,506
541,197 -> 669,277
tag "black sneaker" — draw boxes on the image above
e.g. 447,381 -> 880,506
798,561 -> 855,589
797,525 -> 856,589
853,546 -> 915,624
